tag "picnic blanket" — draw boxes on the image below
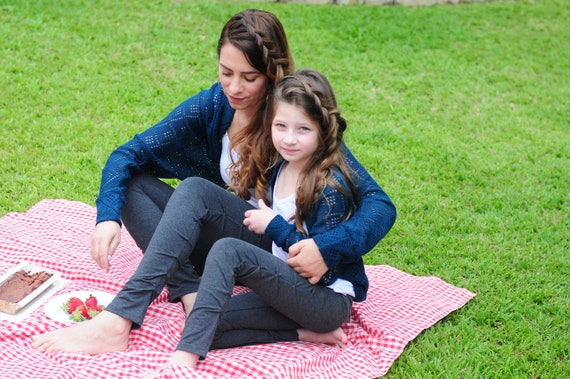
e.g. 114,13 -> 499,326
0,199 -> 475,378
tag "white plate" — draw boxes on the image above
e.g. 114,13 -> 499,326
44,290 -> 115,323
0,261 -> 61,315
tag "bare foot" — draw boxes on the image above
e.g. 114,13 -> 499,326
180,292 -> 197,318
144,350 -> 200,378
32,310 -> 132,354
169,350 -> 200,368
297,327 -> 348,348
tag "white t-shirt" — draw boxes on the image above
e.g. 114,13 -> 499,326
220,132 -> 258,208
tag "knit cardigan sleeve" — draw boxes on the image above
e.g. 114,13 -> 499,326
95,83 -> 233,225
310,145 -> 396,271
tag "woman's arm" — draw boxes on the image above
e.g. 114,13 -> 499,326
289,145 -> 396,280
95,83 -> 231,225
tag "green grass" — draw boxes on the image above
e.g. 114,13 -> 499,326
1,0 -> 569,377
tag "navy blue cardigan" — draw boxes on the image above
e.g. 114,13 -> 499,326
266,160 -> 371,301
96,82 -> 397,299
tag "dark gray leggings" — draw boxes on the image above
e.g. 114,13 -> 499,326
106,176 -> 272,327
120,174 -> 223,300
178,237 -> 353,357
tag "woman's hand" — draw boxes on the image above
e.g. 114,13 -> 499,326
90,220 -> 121,272
243,199 -> 276,234
287,239 -> 328,284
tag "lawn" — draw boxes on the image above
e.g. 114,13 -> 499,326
1,0 -> 568,377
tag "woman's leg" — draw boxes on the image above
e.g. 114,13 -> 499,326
119,174 -> 219,302
178,237 -> 352,358
121,174 -> 175,252
107,177 -> 272,327
32,179 -> 272,354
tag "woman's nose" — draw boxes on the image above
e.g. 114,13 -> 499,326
228,77 -> 242,93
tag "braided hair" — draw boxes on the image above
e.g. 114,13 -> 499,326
261,69 -> 357,233
219,10 -> 295,200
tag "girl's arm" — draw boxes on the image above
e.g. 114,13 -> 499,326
265,172 -> 354,256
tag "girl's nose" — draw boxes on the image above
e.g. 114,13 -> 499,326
283,130 -> 296,144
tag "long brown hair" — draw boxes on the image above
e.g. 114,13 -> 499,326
221,9 -> 294,199
260,69 -> 357,233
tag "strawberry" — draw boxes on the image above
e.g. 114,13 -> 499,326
62,297 -> 84,314
75,304 -> 90,319
85,294 -> 98,310
69,310 -> 86,322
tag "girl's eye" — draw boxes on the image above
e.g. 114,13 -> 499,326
244,76 -> 257,83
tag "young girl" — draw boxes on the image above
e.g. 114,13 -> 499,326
167,69 -> 369,369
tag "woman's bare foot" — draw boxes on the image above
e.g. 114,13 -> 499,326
144,350 -> 200,378
298,327 -> 348,348
32,310 -> 132,354
180,292 -> 197,318
169,350 -> 200,368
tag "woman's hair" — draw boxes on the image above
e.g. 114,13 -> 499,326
260,69 -> 358,233
220,9 -> 295,198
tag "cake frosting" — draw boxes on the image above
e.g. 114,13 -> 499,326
0,270 -> 53,303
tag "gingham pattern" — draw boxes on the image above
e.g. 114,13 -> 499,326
0,200 -> 475,379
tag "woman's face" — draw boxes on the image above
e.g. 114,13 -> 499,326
219,43 -> 268,113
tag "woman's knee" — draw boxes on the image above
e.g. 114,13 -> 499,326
210,238 -> 240,257
175,177 -> 219,204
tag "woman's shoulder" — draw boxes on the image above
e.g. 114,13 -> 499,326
196,82 -> 229,107
329,166 -> 351,189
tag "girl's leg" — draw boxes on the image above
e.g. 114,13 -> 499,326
107,177 -> 271,327
178,238 -> 352,358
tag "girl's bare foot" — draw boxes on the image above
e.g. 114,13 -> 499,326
32,310 -> 132,354
298,327 -> 348,348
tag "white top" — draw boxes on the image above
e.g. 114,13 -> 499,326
220,132 -> 258,207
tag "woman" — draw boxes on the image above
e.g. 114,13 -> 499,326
32,10 -> 395,355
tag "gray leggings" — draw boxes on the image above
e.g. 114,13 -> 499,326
106,176 -> 272,327
178,237 -> 353,357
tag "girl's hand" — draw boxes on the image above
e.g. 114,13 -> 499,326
243,199 -> 276,234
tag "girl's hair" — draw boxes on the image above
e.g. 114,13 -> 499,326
261,69 -> 358,233
221,9 -> 295,198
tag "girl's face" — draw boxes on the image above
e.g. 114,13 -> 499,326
271,102 -> 320,170
218,43 -> 268,113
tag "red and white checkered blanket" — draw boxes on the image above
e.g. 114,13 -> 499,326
0,199 -> 475,378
